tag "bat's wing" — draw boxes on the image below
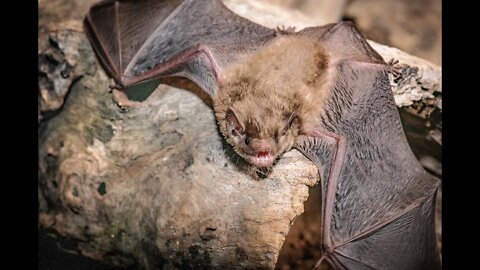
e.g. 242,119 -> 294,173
84,0 -> 275,96
295,22 -> 441,270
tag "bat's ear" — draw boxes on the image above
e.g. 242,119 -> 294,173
280,112 -> 298,136
226,108 -> 245,137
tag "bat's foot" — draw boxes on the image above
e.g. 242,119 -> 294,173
112,89 -> 141,111
275,25 -> 296,36
387,58 -> 402,78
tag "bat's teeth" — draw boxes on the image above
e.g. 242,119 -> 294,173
257,151 -> 269,158
253,151 -> 273,167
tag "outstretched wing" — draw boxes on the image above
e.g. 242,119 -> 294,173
84,0 -> 275,96
295,22 -> 441,269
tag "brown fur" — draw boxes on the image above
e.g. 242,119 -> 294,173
213,36 -> 331,167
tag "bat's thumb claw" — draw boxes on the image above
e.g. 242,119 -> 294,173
111,89 -> 141,111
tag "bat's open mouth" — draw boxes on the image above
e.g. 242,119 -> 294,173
250,151 -> 274,168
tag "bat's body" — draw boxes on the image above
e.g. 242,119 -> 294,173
84,0 -> 441,269
215,36 -> 330,168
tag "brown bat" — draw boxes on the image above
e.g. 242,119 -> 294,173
84,0 -> 441,269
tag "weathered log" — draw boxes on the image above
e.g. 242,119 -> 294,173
38,1 -> 441,269
38,22 -> 319,269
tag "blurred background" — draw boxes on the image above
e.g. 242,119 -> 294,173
39,0 -> 441,65
38,0 -> 441,269
262,0 -> 441,65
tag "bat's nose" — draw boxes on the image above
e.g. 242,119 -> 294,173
250,138 -> 275,153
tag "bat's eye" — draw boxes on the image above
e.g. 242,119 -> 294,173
245,136 -> 251,145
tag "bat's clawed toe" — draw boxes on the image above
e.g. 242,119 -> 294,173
387,58 -> 402,78
275,25 -> 297,36
387,58 -> 399,66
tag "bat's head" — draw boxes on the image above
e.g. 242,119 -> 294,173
216,104 -> 299,168
214,36 -> 328,169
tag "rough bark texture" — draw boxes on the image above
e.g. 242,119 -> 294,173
38,1 -> 441,269
38,22 -> 319,269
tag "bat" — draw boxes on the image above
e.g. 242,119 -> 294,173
84,0 -> 441,269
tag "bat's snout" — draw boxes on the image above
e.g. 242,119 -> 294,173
249,150 -> 275,168
243,138 -> 279,168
